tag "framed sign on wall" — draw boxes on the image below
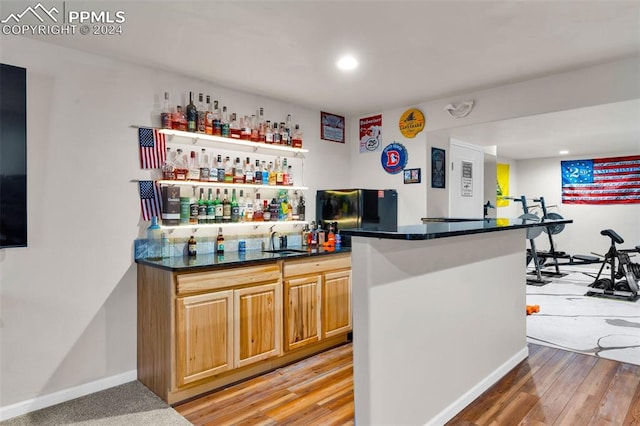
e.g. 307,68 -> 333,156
321,111 -> 345,143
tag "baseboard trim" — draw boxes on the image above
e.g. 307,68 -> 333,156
0,369 -> 138,421
424,346 -> 529,426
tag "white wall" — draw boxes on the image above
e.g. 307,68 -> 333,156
0,35 -> 351,412
516,153 -> 639,256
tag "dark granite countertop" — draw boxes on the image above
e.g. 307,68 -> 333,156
135,246 -> 351,272
340,217 -> 573,240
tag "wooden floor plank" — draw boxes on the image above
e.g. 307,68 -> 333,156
175,342 -> 640,426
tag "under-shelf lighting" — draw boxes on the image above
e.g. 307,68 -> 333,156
559,150 -> 569,155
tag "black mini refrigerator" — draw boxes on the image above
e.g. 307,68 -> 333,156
316,189 -> 398,243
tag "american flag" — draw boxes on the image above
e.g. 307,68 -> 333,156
139,180 -> 162,221
138,127 -> 166,169
561,155 -> 640,205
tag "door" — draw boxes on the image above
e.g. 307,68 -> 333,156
322,270 -> 352,338
284,275 -> 322,351
234,282 -> 282,368
176,290 -> 234,387
449,139 -> 485,218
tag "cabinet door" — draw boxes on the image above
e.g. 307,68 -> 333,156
284,275 -> 322,352
234,282 -> 282,368
323,270 -> 352,338
176,290 -> 234,387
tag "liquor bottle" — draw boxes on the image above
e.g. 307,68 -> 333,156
212,100 -> 221,136
162,147 -> 174,180
197,188 -> 207,224
186,91 -> 197,132
279,121 -> 287,145
214,189 -> 223,223
298,195 -> 305,220
272,122 -> 281,145
172,105 -> 187,131
270,198 -> 279,221
161,92 -> 172,129
268,161 -> 276,186
253,193 -> 263,221
262,199 -> 271,221
291,191 -> 299,220
197,93 -> 206,133
262,161 -> 269,186
264,120 -> 273,144
173,148 -> 188,180
188,235 -> 197,256
238,189 -> 246,220
206,188 -> 215,223
258,107 -> 266,142
209,154 -> 218,182
275,157 -> 284,185
221,106 -> 230,137
222,189 -> 231,223
231,189 -> 240,223
187,150 -> 200,180
189,189 -> 198,225
216,227 -> 224,254
180,196 -> 190,224
287,165 -> 294,186
244,192 -> 254,222
292,124 -> 303,148
250,114 -> 259,142
205,95 -> 213,135
233,157 -> 244,184
241,115 -> 252,140
230,113 -> 241,139
199,148 -> 210,181
244,157 -> 254,184
216,154 -> 225,182
254,159 -> 263,184
224,156 -> 233,183
282,158 -> 289,186
284,114 -> 292,146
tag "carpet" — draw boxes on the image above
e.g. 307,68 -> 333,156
526,265 -> 640,366
0,381 -> 191,425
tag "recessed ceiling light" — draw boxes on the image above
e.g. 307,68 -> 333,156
336,55 -> 358,71
559,150 -> 569,155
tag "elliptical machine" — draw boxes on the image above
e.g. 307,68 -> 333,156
585,229 -> 640,302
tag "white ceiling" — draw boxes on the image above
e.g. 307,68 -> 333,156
14,0 -> 640,159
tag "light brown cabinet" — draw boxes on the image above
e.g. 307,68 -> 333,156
138,254 -> 350,404
283,253 -> 352,352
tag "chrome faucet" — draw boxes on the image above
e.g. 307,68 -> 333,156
270,226 -> 278,250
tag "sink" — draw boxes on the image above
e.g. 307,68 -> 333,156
262,249 -> 308,254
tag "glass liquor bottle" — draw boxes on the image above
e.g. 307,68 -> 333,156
224,156 -> 233,183
292,124 -> 303,148
230,113 -> 241,139
186,91 -> 197,132
172,105 -> 187,131
197,93 -> 206,133
238,189 -> 246,220
222,189 -> 231,223
161,92 -> 172,129
206,188 -> 215,223
187,150 -> 200,181
282,158 -> 289,186
287,164 -> 294,186
233,157 -> 244,184
284,114 -> 292,146
279,122 -> 288,145
212,101 -> 222,136
216,154 -> 225,182
276,157 -> 284,186
262,199 -> 271,221
197,188 -> 207,224
209,153 -> 218,182
268,161 -> 276,186
199,148 -> 210,181
173,148 -> 188,180
262,161 -> 269,186
244,157 -> 254,184
205,95 -> 213,135
214,189 -> 223,223
221,106 -> 230,138
162,147 -> 174,180
254,159 -> 262,185
231,189 -> 240,223
216,227 -> 224,254
250,114 -> 259,142
244,192 -> 254,222
264,120 -> 273,144
241,115 -> 252,140
272,122 -> 281,145
258,107 -> 266,142
253,194 -> 263,221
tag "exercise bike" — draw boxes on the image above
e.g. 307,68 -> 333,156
585,229 -> 640,302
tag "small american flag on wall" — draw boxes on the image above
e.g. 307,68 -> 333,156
561,155 -> 640,204
138,180 -> 162,221
138,127 -> 166,169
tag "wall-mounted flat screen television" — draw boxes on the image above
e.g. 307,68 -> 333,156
1,63 -> 27,248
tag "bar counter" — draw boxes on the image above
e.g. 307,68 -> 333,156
340,218 -> 571,425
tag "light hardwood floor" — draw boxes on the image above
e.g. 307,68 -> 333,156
175,343 -> 640,425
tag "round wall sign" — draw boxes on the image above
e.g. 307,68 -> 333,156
381,142 -> 408,174
398,108 -> 425,138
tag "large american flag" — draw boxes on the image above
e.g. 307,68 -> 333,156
138,127 -> 166,169
139,180 -> 162,221
561,155 -> 640,205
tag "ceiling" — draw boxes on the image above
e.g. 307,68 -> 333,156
10,0 -> 640,159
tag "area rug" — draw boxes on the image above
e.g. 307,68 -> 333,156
526,265 -> 640,366
0,381 -> 190,425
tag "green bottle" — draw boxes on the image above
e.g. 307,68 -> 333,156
231,189 -> 240,223
206,188 -> 214,224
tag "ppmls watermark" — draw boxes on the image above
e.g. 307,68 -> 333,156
1,1 -> 125,36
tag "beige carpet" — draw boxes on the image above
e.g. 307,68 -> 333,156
1,381 -> 190,425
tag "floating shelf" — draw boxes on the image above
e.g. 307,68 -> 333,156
157,180 -> 308,191
161,220 -> 308,231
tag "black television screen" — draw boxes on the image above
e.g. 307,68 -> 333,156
0,63 -> 27,248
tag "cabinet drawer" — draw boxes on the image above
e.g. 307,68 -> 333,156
176,264 -> 281,295
283,254 -> 351,278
